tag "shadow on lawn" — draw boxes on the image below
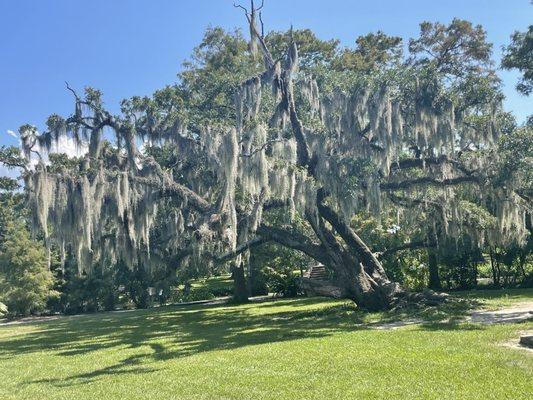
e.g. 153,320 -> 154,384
0,296 -> 487,387
1,299 -> 364,386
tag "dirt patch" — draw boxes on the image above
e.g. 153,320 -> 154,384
501,330 -> 533,354
370,301 -> 533,330
468,302 -> 533,324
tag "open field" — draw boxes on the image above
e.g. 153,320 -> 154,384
0,289 -> 532,400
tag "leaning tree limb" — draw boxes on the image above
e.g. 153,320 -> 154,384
380,175 -> 481,191
215,236 -> 268,263
255,224 -> 329,264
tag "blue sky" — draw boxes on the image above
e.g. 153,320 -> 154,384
0,0 -> 531,154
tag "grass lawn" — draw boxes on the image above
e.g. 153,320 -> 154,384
190,274 -> 234,296
451,287 -> 533,309
0,290 -> 531,400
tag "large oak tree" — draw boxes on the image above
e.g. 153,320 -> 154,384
5,2 -> 531,310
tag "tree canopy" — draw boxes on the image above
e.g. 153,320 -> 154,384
502,24 -> 533,96
1,3 -> 531,311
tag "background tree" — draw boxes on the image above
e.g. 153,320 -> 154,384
502,24 -> 533,96
0,183 -> 56,317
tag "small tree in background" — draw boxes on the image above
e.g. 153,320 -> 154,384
0,221 -> 56,317
0,177 -> 56,317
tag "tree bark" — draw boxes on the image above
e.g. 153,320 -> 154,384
231,261 -> 248,303
427,227 -> 441,290
245,253 -> 253,297
427,248 -> 441,290
489,247 -> 500,287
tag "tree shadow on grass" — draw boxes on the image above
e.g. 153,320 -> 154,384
1,298 -> 369,386
0,296 -> 500,387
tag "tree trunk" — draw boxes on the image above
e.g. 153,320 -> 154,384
489,248 -> 500,287
245,254 -> 253,297
257,206 -> 402,311
300,259 -> 399,311
231,262 -> 248,303
314,203 -> 400,311
348,262 -> 401,311
427,249 -> 441,290
426,225 -> 441,290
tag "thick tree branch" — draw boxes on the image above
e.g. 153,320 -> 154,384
133,176 -> 211,213
391,155 -> 475,176
317,202 -> 386,276
215,236 -> 268,262
387,193 -> 444,211
235,0 -> 274,68
381,175 -> 480,191
256,225 -> 328,264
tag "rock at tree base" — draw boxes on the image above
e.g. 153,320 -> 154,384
519,335 -> 533,348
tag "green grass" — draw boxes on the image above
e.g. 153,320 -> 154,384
190,274 -> 233,296
451,288 -> 533,309
0,290 -> 531,400
369,287 -> 533,325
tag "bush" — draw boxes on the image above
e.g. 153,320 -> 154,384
0,301 -> 7,317
262,266 -> 301,297
182,286 -> 215,302
52,262 -> 124,315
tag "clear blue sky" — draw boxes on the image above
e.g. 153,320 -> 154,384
1,0 -> 531,151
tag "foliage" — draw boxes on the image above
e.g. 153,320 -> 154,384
502,24 -> 533,95
0,146 -> 26,170
332,31 -> 402,72
0,177 -> 19,192
438,236 -> 484,290
408,19 -> 492,77
54,267 -> 120,315
488,244 -> 533,288
266,28 -> 339,68
181,286 -> 215,302
0,301 -> 7,316
0,222 -> 55,317
251,240 -> 309,296
262,266 -> 300,297
494,125 -> 533,193
0,176 -> 57,318
178,26 -> 261,126
2,5 -> 531,310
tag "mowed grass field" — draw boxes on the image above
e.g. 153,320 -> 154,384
0,289 -> 532,400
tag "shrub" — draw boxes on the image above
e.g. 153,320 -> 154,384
262,266 -> 301,297
182,286 -> 215,302
0,301 -> 7,317
52,262 -> 124,315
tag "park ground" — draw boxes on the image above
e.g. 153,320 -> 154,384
0,288 -> 532,400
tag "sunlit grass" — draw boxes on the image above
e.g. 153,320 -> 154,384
0,290 -> 531,400
452,287 -> 533,309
